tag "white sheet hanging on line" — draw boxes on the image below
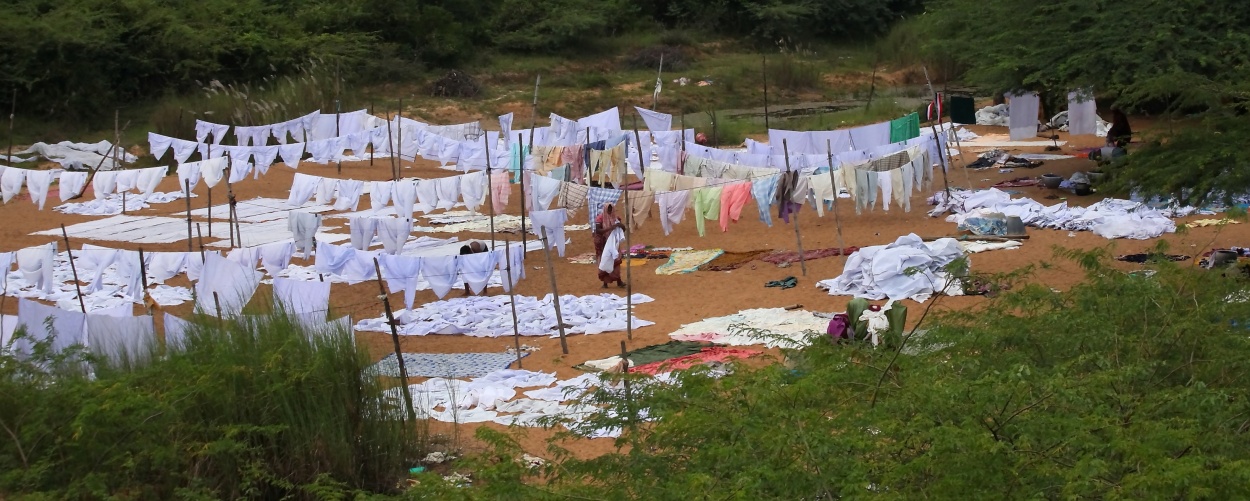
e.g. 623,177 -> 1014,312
1067,90 -> 1097,136
634,106 -> 672,132
273,277 -> 331,315
1007,92 -> 1040,141
87,314 -> 157,368
194,252 -> 263,317
1,166 -> 27,203
58,170 -> 89,202
24,169 -> 55,210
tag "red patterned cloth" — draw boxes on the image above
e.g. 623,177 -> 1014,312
630,347 -> 762,375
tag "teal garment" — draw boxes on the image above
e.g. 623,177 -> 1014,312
889,112 -> 921,143
509,143 -> 529,184
693,186 -> 723,237
846,298 -> 870,340
883,302 -> 908,349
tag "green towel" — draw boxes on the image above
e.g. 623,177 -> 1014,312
889,112 -> 921,143
765,276 -> 797,289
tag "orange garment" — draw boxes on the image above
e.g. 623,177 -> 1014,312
719,181 -> 753,232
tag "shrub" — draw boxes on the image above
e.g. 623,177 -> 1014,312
0,310 -> 422,499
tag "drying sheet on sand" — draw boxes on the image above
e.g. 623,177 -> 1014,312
371,352 -> 528,378
668,308 -> 829,349
355,293 -> 655,337
656,249 -> 723,275
816,234 -> 967,302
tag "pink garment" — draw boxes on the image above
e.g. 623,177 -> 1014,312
718,181 -> 753,232
561,145 -> 585,183
630,347 -> 762,375
490,172 -> 510,214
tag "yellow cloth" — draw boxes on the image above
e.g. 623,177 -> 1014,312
1184,218 -> 1242,228
656,249 -> 725,275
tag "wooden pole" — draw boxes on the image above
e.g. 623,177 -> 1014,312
653,53 -> 664,110
386,111 -> 397,182
825,140 -> 847,253
137,247 -> 150,310
922,66 -> 966,189
782,139 -> 807,276
679,113 -> 687,175
620,340 -> 634,426
207,143 -> 213,239
372,257 -> 418,422
504,241 -> 524,368
224,156 -> 234,249
121,191 -> 126,215
196,223 -> 206,261
762,55 -> 770,131
59,226 -> 88,314
517,133 -> 528,249
539,233 -> 568,354
184,180 -> 193,252
212,291 -> 223,320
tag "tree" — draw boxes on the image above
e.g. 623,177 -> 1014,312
918,0 -> 1250,203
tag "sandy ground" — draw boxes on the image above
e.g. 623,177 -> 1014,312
2,124 -> 1245,459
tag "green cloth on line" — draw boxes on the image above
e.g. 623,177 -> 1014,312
889,112 -> 921,143
693,186 -> 722,237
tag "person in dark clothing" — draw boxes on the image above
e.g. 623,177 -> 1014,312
1107,109 -> 1132,148
458,241 -> 488,296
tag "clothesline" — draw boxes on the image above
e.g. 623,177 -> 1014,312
1,165 -> 169,210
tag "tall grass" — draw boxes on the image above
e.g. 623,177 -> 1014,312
0,309 -> 421,499
150,59 -> 360,138
767,55 -> 822,92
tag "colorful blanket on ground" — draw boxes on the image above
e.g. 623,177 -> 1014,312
656,249 -> 724,275
631,347 -> 762,375
760,247 -> 857,265
371,352 -> 528,378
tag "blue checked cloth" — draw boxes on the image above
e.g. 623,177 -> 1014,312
587,187 -> 622,225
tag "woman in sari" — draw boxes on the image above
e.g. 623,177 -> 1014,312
593,203 -> 626,288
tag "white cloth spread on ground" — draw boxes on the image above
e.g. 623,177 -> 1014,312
930,188 -> 1178,240
355,293 -> 654,337
816,234 -> 966,302
668,308 -> 829,348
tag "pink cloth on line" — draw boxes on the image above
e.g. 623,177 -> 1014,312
630,347 -> 762,375
719,181 -> 754,232
490,172 -> 510,214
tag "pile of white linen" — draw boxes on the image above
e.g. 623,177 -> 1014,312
816,234 -> 967,302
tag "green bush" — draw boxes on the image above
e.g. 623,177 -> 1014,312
0,310 -> 421,499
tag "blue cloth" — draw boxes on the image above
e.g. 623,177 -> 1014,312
752,173 -> 780,227
510,143 -> 529,184
587,187 -> 622,225
370,352 -> 529,378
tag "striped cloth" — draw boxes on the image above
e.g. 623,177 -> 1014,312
587,187 -> 622,225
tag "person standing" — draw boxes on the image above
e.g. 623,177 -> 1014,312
1107,109 -> 1132,148
593,203 -> 626,289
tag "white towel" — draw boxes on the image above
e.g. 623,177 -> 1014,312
526,173 -> 562,212
146,252 -> 188,283
78,244 -> 118,294
278,143 -> 305,169
176,162 -> 201,193
377,218 -> 412,255
57,171 -> 89,202
333,179 -> 365,212
288,211 -> 320,256
114,250 -> 149,303
378,253 -> 422,309
315,177 -> 338,205
24,169 -> 54,210
136,167 -> 165,200
421,255 -> 458,299
497,242 -> 526,293
15,299 -> 85,356
392,179 -> 417,216
87,314 -> 157,368
115,169 -> 140,193
314,240 -> 354,276
287,173 -> 319,207
370,180 -> 394,211
200,157 -> 228,189
194,252 -> 262,317
273,277 -> 330,315
598,227 -> 625,273
528,208 -> 568,257
251,145 -> 280,174
460,171 -> 488,212
414,179 -> 438,213
258,241 -> 294,277
655,191 -> 690,236
349,216 -> 379,250
16,243 -> 56,294
172,138 -> 200,164
148,132 -> 174,160
458,251 -> 498,295
1,166 -> 27,203
435,176 -> 461,210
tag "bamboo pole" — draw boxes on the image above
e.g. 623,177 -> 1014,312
196,223 -> 206,262
59,226 -> 88,314
782,139 -> 807,276
504,241 -> 524,368
539,233 -> 568,354
372,257 -> 418,422
6,89 -> 13,165
825,140 -> 847,253
369,100 -> 375,167
679,113 -> 687,175
386,111 -> 397,182
762,55 -> 770,131
113,109 -> 120,171
920,66 -> 952,198
138,247 -> 150,311
396,98 -> 403,178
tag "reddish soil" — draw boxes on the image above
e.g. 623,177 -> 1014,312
2,123 -> 1242,460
